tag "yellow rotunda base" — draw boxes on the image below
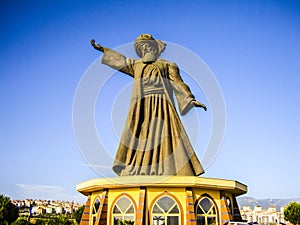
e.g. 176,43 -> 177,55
77,176 -> 247,225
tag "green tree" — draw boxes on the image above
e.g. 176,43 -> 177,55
74,205 -> 85,224
284,202 -> 300,225
11,218 -> 32,225
113,218 -> 134,225
0,194 -> 19,225
47,215 -> 74,225
34,219 -> 47,225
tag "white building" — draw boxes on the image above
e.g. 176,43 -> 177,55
241,206 -> 286,224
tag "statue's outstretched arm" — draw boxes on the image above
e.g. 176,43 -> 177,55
90,39 -> 104,52
90,38 -> 134,77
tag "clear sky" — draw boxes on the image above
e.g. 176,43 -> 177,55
1,0 -> 299,203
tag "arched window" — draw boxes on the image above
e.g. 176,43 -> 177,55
152,195 -> 180,225
112,196 -> 135,225
91,198 -> 100,225
195,196 -> 218,225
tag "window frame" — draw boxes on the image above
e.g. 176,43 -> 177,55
90,196 -> 101,225
110,194 -> 137,225
150,192 -> 183,225
195,194 -> 219,225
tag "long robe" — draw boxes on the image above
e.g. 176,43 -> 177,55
102,48 -> 204,176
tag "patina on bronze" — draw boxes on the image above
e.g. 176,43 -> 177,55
91,34 -> 207,177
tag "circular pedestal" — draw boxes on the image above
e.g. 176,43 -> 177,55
77,176 -> 247,225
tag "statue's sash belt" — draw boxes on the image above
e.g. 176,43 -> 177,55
142,88 -> 165,96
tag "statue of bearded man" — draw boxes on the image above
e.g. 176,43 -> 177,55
91,34 -> 207,176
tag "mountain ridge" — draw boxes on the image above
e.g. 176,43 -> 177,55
237,196 -> 300,211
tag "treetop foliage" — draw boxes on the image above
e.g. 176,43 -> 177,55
284,202 -> 300,225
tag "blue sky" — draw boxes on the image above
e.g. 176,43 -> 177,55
1,0 -> 299,203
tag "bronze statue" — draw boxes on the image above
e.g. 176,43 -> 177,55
91,34 -> 207,176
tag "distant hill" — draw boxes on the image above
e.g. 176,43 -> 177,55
237,197 -> 300,211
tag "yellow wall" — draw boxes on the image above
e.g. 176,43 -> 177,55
88,187 -> 236,225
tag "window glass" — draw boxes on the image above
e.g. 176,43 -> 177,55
117,196 -> 131,212
113,205 -> 121,213
157,196 -> 176,213
169,205 -> 179,214
200,198 -> 213,213
153,204 -> 163,213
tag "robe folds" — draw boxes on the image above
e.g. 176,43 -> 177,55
102,48 -> 204,176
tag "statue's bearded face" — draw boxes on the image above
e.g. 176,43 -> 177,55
140,43 -> 156,55
140,42 -> 158,62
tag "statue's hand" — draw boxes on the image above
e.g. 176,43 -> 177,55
90,39 -> 96,46
90,39 -> 104,52
191,100 -> 207,111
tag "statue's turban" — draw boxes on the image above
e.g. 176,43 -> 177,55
134,34 -> 166,57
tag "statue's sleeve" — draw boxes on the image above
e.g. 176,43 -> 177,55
101,48 -> 134,77
168,62 -> 195,115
